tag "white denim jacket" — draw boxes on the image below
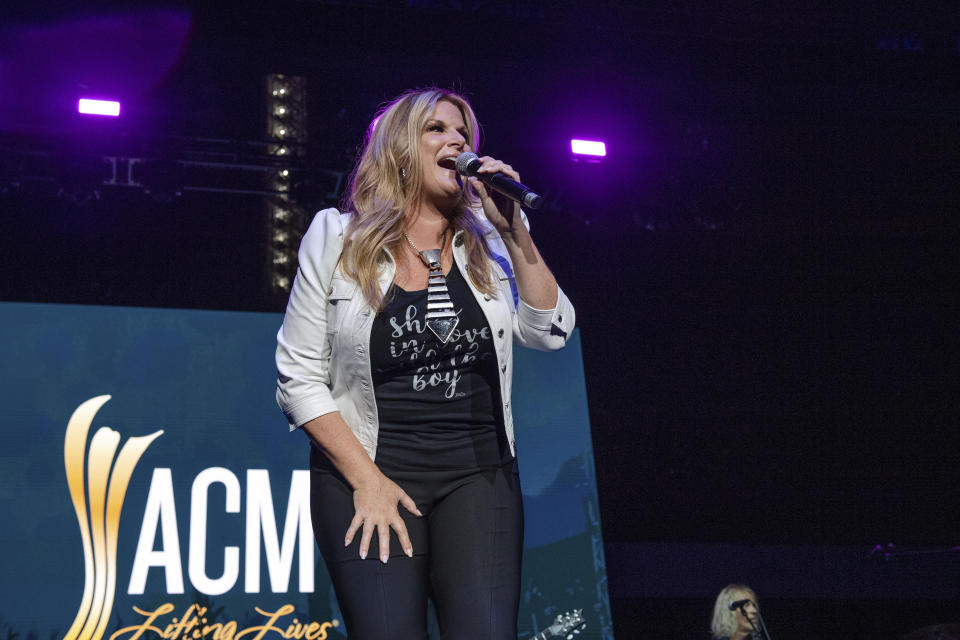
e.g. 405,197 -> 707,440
275,208 -> 576,460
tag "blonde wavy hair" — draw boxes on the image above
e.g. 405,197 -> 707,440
339,87 -> 498,311
710,584 -> 758,638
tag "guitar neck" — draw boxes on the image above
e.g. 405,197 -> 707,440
531,609 -> 584,640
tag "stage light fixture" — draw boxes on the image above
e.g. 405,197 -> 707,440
78,98 -> 120,117
571,139 -> 606,157
272,274 -> 292,290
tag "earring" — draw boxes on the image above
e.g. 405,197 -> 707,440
399,167 -> 407,182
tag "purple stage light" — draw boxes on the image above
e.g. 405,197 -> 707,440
570,139 -> 606,157
78,98 -> 120,117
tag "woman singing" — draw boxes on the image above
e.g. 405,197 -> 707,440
275,88 -> 576,639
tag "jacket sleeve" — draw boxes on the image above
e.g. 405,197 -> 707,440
512,286 -> 576,352
275,208 -> 345,430
493,209 -> 577,352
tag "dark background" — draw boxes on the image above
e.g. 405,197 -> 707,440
2,1 -> 959,637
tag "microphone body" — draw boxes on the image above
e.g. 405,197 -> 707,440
729,599 -> 751,611
455,152 -> 543,210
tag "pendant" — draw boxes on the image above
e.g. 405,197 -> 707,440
421,250 -> 458,343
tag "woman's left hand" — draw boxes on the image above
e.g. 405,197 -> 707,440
467,156 -> 523,236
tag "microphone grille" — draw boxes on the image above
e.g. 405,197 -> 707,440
455,151 -> 480,176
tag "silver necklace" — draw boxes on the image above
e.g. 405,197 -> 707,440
401,228 -> 446,266
401,229 -> 458,343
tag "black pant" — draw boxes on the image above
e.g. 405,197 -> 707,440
310,447 -> 523,640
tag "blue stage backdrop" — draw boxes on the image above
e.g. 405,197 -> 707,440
0,301 -> 611,640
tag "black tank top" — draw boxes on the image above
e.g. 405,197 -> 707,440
369,262 -> 511,470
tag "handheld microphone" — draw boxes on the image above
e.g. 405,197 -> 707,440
455,151 -> 543,210
729,599 -> 751,611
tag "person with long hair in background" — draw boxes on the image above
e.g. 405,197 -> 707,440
275,87 -> 575,639
711,584 -> 762,640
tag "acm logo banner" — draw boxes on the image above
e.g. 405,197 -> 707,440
63,395 -> 339,640
0,302 -> 608,639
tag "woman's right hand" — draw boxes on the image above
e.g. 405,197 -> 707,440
345,472 -> 422,563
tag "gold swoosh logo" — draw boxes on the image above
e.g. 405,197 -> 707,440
63,395 -> 163,640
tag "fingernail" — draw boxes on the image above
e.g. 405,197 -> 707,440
416,508 -> 423,517
344,538 -> 350,547
405,548 -> 413,558
359,550 -> 367,559
381,553 -> 389,564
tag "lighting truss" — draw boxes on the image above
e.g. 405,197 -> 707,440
265,74 -> 308,295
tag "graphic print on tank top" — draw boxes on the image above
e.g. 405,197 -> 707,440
370,262 -> 507,469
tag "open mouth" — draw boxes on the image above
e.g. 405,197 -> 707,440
437,157 -> 457,171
